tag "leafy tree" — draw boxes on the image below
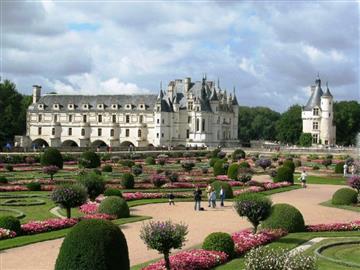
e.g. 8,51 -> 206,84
334,101 -> 360,146
43,165 -> 59,181
78,172 -> 105,201
276,105 -> 302,144
299,133 -> 312,147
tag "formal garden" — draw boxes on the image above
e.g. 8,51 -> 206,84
0,147 -> 359,270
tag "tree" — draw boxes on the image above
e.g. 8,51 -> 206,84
255,159 -> 272,171
334,101 -> 360,146
41,148 -> 64,169
43,165 -> 59,181
140,220 -> 188,270
78,172 -> 105,201
299,133 -> 312,147
276,105 -> 302,144
181,161 -> 195,173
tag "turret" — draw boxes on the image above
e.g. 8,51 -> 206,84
32,85 -> 41,104
184,77 -> 191,92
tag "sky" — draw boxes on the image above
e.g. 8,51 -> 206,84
1,0 -> 359,112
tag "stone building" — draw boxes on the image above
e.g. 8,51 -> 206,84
302,75 -> 336,145
21,76 -> 239,148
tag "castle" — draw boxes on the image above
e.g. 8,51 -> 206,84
21,76 -> 239,149
302,75 -> 336,145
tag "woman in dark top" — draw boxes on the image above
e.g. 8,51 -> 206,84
193,186 -> 202,211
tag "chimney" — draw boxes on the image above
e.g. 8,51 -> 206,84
184,77 -> 191,92
32,85 -> 41,104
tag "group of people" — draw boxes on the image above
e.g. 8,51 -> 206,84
192,184 -> 225,211
343,163 -> 357,177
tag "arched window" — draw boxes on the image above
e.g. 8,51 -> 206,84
110,129 -> 115,137
196,118 -> 200,131
138,129 -> 142,137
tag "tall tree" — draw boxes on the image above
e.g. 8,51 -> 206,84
276,105 -> 302,144
0,80 -> 31,147
334,101 -> 360,146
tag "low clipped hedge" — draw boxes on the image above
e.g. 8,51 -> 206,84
0,176 -> 8,184
102,165 -> 113,173
55,219 -> 130,270
0,215 -> 21,234
274,166 -> 294,183
99,196 -> 130,218
227,163 -> 239,180
202,232 -> 235,257
26,182 -> 42,191
121,173 -> 135,189
145,156 -> 156,165
332,188 -> 358,205
261,203 -> 305,233
335,162 -> 345,174
211,181 -> 233,199
104,188 -> 123,198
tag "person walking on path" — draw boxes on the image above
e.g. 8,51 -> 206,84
220,186 -> 225,206
168,192 -> 175,206
298,170 -> 307,188
193,186 -> 202,211
344,163 -> 348,177
205,183 -> 212,207
210,190 -> 217,208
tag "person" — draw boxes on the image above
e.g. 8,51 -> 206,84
220,186 -> 225,206
343,163 -> 348,177
168,192 -> 175,206
193,186 -> 202,211
350,164 -> 355,176
298,170 -> 307,188
210,190 -> 217,208
205,183 -> 212,207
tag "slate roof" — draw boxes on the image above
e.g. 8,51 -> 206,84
303,77 -> 324,111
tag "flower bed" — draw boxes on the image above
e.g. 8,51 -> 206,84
306,220 -> 360,232
122,192 -> 193,201
21,218 -> 78,235
0,228 -> 16,240
143,249 -> 228,270
79,201 -> 99,214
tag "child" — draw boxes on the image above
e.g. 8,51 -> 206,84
298,170 -> 307,188
168,192 -> 175,205
210,190 -> 217,208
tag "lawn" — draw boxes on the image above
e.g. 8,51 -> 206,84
294,174 -> 347,185
320,200 -> 360,213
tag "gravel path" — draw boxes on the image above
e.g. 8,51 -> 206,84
1,184 -> 358,270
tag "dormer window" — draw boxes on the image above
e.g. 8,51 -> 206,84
138,104 -> 145,110
313,108 -> 319,116
82,104 -> 89,110
97,104 -> 104,110
111,104 -> 118,110
53,104 -> 60,110
125,104 -> 132,110
38,104 -> 44,110
68,104 -> 74,110
188,102 -> 193,110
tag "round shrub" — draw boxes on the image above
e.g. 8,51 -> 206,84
238,173 -> 252,183
332,188 -> 358,205
151,174 -> 167,188
157,158 -> 166,166
261,203 -> 305,232
212,148 -> 221,158
201,167 -> 209,174
79,151 -> 101,168
211,181 -> 233,199
275,166 -> 294,183
78,172 -> 105,201
121,173 -> 135,189
239,161 -> 250,169
0,216 -> 21,234
168,172 -> 179,182
217,151 -> 226,159
26,182 -> 41,191
104,188 -> 123,198
99,196 -> 130,218
213,160 -> 227,176
55,219 -> 129,270
283,160 -> 295,173
255,159 -> 272,171
181,161 -> 195,173
0,176 -> 8,184
119,159 -> 135,168
145,156 -> 156,165
5,165 -> 14,172
132,165 -> 143,176
294,159 -> 302,167
202,232 -> 235,257
335,162 -> 345,174
312,165 -> 320,170
102,164 -> 113,173
227,163 -> 239,180
232,149 -> 246,161
209,157 -> 219,167
322,159 -> 332,168
41,148 -> 64,169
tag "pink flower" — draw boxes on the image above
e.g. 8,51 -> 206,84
21,218 -> 78,235
79,202 -> 99,214
0,228 -> 16,239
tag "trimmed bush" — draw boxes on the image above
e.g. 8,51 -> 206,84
132,165 -> 143,176
227,163 -> 239,180
209,157 -> 219,167
102,164 -> 113,172
181,161 -> 195,173
322,159 -> 332,169
55,219 -> 130,270
294,159 -> 302,167
255,159 -> 272,171
0,216 -> 21,234
78,172 -> 105,201
275,166 -> 294,183
212,148 -> 221,158
211,181 -> 233,199
119,159 -> 135,168
104,188 -> 123,197
157,158 -> 166,166
0,176 -> 8,184
312,165 -> 320,170
121,173 -> 135,189
217,151 -> 226,159
151,174 -> 167,188
335,162 -> 345,174
239,161 -> 250,169
332,188 -> 358,205
168,172 -> 179,182
79,151 -> 101,168
232,149 -> 246,161
26,182 -> 41,191
5,165 -> 14,172
213,160 -> 227,176
202,232 -> 235,257
41,148 -> 64,169
348,176 -> 360,193
99,196 -> 130,218
145,156 -> 156,165
43,165 -> 59,181
261,203 -> 305,232
283,160 -> 295,173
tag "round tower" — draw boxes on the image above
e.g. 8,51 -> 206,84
320,82 -> 334,145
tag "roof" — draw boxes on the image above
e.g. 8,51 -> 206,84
303,78 -> 324,111
322,83 -> 333,98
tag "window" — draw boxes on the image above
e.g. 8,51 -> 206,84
312,134 -> 318,144
188,102 -> 193,110
188,116 -> 191,124
68,128 -> 72,136
68,104 -> 74,110
97,104 -> 104,110
125,129 -> 130,137
38,114 -> 42,122
38,127 -> 42,135
157,106 -> 160,112
54,114 -> 58,122
81,128 -> 85,136
69,114 -> 73,122
313,121 -> 319,130
313,108 -> 319,116
82,104 -> 88,110
139,115 -> 143,123
162,119 -> 164,124
112,104 -> 118,110
112,115 -> 117,123
161,133 -> 164,138
138,129 -> 141,137
110,129 -> 114,137
157,119 -> 160,124
202,119 -> 205,131
98,128 -> 102,136
196,118 -> 200,131
98,115 -> 102,123
157,133 -> 159,138
186,129 -> 190,139
83,115 -> 87,123
52,128 -> 55,135
126,115 -> 130,123
196,107 -> 199,111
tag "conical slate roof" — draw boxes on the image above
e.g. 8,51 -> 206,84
322,82 -> 333,98
304,77 -> 323,111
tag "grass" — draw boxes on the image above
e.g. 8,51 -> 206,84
0,215 -> 150,251
294,175 -> 347,185
320,200 -> 360,213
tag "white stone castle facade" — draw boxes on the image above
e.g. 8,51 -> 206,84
302,75 -> 336,145
22,76 -> 239,148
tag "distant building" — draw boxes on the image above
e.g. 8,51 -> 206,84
302,75 -> 336,145
20,76 -> 239,148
